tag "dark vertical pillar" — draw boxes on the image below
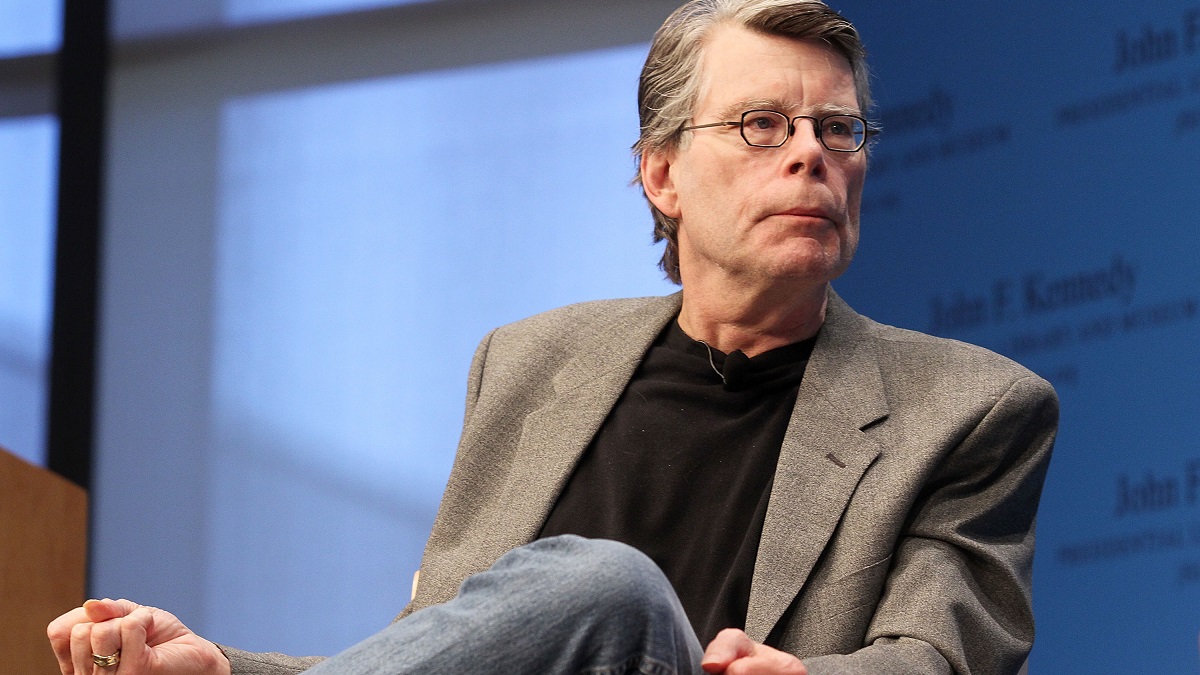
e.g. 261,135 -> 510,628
46,0 -> 110,491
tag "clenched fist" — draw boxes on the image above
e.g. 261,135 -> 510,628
47,598 -> 230,675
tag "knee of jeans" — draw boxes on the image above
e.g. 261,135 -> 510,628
541,536 -> 676,616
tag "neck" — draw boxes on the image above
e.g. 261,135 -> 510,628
677,280 -> 829,357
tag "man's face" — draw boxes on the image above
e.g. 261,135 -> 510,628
644,24 -> 866,289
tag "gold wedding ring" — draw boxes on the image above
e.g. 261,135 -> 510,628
92,651 -> 121,668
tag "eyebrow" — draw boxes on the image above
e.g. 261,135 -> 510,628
714,98 -> 862,120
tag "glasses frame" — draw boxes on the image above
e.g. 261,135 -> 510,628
681,109 -> 878,152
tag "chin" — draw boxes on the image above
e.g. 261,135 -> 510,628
766,247 -> 851,283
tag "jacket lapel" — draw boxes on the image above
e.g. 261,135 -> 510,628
495,294 -> 683,546
745,290 -> 889,642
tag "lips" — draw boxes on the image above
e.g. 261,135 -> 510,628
771,207 -> 837,224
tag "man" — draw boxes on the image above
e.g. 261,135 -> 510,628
50,1 -> 1057,674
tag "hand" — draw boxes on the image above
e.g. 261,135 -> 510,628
47,598 -> 231,675
701,628 -> 808,675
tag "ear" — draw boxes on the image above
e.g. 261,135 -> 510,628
640,148 -> 681,219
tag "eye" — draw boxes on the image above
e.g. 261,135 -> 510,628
744,111 -> 784,131
739,110 -> 788,146
824,119 -> 851,136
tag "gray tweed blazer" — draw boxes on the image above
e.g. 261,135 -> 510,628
224,289 -> 1057,675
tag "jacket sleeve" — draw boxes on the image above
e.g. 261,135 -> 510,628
218,645 -> 326,675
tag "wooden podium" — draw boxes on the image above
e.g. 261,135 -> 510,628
0,447 -> 87,674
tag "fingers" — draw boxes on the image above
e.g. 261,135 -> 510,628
49,600 -> 142,675
48,606 -> 89,674
85,598 -> 141,623
70,621 -> 94,675
701,629 -> 808,675
119,607 -> 155,671
701,628 -> 755,673
90,615 -> 124,672
71,620 -> 125,675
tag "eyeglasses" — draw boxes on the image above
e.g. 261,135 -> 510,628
681,109 -> 877,152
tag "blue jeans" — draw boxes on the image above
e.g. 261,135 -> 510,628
304,535 -> 705,675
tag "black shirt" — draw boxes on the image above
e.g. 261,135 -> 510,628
539,320 -> 815,646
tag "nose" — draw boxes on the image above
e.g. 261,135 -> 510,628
784,117 -> 826,178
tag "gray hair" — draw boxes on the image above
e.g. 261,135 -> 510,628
633,0 -> 872,284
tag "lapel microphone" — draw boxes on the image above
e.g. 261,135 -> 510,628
721,350 -> 750,389
698,339 -> 750,389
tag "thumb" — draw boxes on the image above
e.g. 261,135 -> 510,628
701,628 -> 755,673
83,598 -> 141,622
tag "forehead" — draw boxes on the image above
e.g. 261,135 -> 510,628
695,23 -> 858,115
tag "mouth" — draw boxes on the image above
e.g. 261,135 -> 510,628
770,208 -> 837,226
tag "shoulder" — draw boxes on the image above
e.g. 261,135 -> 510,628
827,293 -> 1056,409
870,318 -> 1038,379
496,295 -> 679,336
868,320 -> 1060,425
487,294 -> 680,351
462,293 -> 680,388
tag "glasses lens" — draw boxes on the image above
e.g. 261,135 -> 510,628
740,111 -> 788,147
820,116 -> 866,151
